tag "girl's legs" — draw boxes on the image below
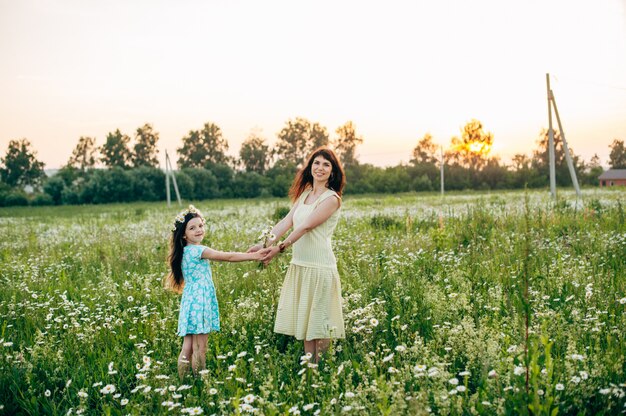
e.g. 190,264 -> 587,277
178,336 -> 193,380
191,334 -> 209,375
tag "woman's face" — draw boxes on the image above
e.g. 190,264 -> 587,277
310,155 -> 333,183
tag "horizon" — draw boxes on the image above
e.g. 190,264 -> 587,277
1,0 -> 625,170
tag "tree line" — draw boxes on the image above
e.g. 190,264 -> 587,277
0,118 -> 624,206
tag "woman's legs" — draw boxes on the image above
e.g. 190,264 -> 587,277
191,334 -> 209,375
178,336 -> 193,380
316,339 -> 330,362
304,340 -> 316,361
304,339 -> 331,363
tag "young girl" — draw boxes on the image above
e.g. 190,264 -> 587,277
165,205 -> 267,379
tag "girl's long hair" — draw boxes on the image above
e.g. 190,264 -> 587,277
164,212 -> 203,294
288,147 -> 346,202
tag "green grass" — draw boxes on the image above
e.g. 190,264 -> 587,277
0,189 -> 625,415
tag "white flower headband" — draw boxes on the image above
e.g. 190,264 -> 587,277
171,204 -> 204,232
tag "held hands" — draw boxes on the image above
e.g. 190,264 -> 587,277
260,246 -> 280,266
254,247 -> 273,261
246,243 -> 264,253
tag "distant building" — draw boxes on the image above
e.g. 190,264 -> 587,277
598,169 -> 626,187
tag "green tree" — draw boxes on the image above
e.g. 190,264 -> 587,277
608,139 -> 626,169
66,136 -> 98,171
531,128 -> 584,187
132,123 -> 160,168
0,138 -> 46,188
411,133 -> 439,165
239,132 -> 270,174
177,122 -> 230,168
274,117 -> 329,166
334,121 -> 363,167
448,119 -> 493,171
100,129 -> 131,169
584,153 -> 604,185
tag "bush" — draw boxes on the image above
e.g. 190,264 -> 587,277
181,168 -> 219,200
3,191 -> 29,206
43,176 -> 66,205
30,193 -> 54,206
130,167 -> 166,201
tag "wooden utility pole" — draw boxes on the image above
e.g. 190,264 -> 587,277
546,73 -> 582,199
546,73 -> 557,199
550,90 -> 582,199
440,145 -> 444,196
165,150 -> 182,207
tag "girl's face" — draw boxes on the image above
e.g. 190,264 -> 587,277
184,217 -> 205,245
310,155 -> 333,183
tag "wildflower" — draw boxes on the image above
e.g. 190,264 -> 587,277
127,296 -> 134,302
488,369 -> 497,378
345,392 -> 355,398
620,297 -> 626,305
382,353 -> 394,363
457,385 -> 467,392
414,364 -> 426,372
66,379 -> 72,388
243,394 -> 255,404
45,390 -> 51,397
303,403 -> 316,411
394,345 -> 406,353
537,389 -> 544,396
569,354 -> 584,361
209,388 -> 218,395
330,398 -> 337,405
77,391 -> 88,398
555,384 -> 564,391
388,367 -> 398,373
458,371 -> 471,377
571,376 -> 581,384
3,342 -> 13,347
342,405 -> 352,412
369,318 -> 379,327
448,378 -> 459,385
507,345 -> 517,353
337,363 -> 344,375
237,351 -> 248,358
579,371 -> 589,380
142,356 -> 151,365
514,365 -> 525,376
120,399 -> 128,406
186,407 -> 204,415
100,384 -> 116,394
228,365 -> 237,372
599,388 -> 611,395
288,406 -> 300,414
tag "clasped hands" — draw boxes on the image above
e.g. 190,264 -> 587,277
247,243 -> 281,266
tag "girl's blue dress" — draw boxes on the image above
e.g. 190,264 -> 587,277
177,244 -> 220,336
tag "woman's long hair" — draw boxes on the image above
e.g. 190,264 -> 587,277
288,147 -> 346,202
164,212 -> 202,294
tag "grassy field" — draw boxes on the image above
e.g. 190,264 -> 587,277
0,189 -> 625,415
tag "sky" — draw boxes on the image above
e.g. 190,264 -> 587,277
1,0 -> 626,169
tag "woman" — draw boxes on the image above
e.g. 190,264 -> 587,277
251,147 -> 346,362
